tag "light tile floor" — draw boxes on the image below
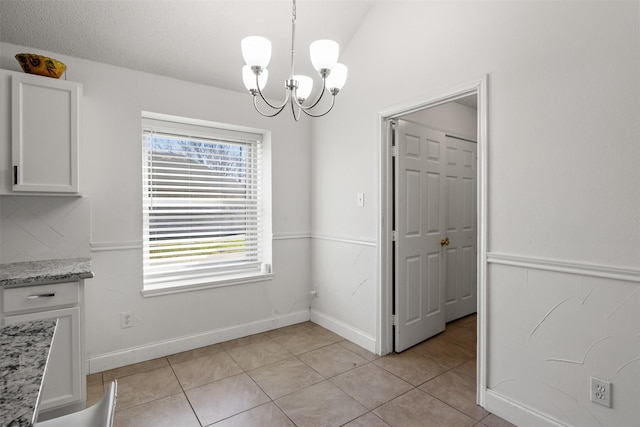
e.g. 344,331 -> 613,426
87,314 -> 516,426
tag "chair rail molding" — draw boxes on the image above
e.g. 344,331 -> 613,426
90,241 -> 143,252
91,233 -> 314,252
487,252 -> 640,283
310,233 -> 377,247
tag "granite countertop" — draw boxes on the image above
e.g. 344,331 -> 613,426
0,258 -> 93,288
0,319 -> 58,427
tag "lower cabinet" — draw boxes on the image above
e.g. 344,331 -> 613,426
2,281 -> 85,417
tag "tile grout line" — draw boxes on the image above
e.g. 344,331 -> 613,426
165,356 -> 205,427
94,315 -> 499,426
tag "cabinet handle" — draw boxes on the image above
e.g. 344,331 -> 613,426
27,293 -> 56,299
13,165 -> 18,185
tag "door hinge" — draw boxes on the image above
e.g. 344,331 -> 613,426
391,145 -> 398,157
391,314 -> 398,326
392,230 -> 398,241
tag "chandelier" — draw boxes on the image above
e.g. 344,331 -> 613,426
241,0 -> 348,120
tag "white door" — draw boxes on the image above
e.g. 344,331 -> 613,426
444,136 -> 477,322
393,120 -> 447,352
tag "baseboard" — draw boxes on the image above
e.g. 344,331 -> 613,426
484,389 -> 567,427
310,309 -> 376,354
37,401 -> 86,422
88,309 -> 310,373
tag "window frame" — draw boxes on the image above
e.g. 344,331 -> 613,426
140,112 -> 272,297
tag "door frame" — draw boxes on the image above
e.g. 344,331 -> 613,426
376,75 -> 488,406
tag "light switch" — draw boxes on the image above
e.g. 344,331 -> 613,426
357,193 -> 365,207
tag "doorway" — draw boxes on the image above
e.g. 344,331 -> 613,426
377,76 -> 488,405
392,116 -> 477,352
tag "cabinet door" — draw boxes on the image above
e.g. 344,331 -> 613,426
4,306 -> 84,411
0,70 -> 12,193
11,73 -> 81,193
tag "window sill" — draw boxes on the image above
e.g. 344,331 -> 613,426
141,271 -> 274,297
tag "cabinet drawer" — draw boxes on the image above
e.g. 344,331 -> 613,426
3,281 -> 79,314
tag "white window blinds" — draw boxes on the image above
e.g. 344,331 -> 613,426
142,117 -> 263,289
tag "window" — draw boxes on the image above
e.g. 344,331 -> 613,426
141,113 -> 271,294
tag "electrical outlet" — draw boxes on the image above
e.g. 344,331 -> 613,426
590,377 -> 612,408
121,311 -> 134,329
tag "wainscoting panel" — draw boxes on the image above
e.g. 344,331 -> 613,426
485,254 -> 639,427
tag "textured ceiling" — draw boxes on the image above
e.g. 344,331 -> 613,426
0,0 -> 374,98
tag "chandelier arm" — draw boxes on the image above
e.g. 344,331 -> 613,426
252,95 -> 288,117
255,73 -> 290,110
293,78 -> 329,111
298,94 -> 336,118
290,97 -> 302,122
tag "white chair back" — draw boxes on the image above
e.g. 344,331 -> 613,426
35,380 -> 117,427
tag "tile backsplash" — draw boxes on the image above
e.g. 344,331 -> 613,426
0,196 -> 90,263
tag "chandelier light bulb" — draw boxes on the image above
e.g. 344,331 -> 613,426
293,75 -> 313,101
326,63 -> 348,93
242,65 -> 268,92
241,36 -> 272,68
310,40 -> 339,74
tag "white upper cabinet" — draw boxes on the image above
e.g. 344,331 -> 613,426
0,70 -> 82,195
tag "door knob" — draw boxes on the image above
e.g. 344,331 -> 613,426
440,237 -> 450,247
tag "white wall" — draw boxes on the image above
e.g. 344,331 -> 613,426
0,42 -> 313,372
310,1 -> 640,426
